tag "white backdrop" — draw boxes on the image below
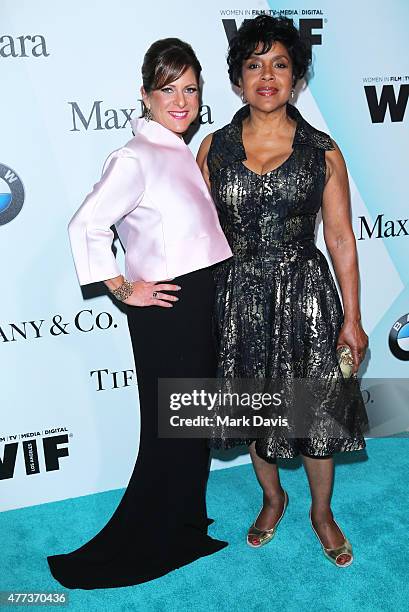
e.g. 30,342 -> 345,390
1,0 -> 408,511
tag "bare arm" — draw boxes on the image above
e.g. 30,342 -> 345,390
322,141 -> 368,371
196,133 -> 214,189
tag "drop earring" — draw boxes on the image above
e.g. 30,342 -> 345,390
290,89 -> 295,99
144,107 -> 153,122
241,90 -> 247,104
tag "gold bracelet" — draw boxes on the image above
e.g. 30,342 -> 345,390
110,279 -> 134,302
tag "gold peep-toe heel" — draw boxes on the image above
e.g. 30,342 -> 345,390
309,510 -> 354,568
247,490 -> 288,548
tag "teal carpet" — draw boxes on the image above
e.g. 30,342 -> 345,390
1,438 -> 408,612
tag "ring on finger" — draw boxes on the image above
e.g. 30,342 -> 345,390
152,291 -> 158,298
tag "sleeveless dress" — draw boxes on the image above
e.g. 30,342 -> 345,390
207,103 -> 368,461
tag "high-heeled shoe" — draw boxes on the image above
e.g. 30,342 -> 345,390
309,509 -> 354,568
247,490 -> 288,548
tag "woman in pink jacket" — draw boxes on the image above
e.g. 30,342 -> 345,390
47,38 -> 231,589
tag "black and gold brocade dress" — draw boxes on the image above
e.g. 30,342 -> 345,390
208,103 -> 368,460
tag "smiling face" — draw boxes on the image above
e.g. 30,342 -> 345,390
141,66 -> 199,135
240,41 -> 294,112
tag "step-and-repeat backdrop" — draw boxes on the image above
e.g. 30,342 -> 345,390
1,0 -> 408,511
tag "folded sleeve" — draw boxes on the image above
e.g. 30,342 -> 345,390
68,148 -> 145,286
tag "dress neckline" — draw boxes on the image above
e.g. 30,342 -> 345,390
237,104 -> 299,177
207,104 -> 335,175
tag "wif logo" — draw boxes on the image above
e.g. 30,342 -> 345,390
222,18 -> 324,49
363,76 -> 409,123
0,431 -> 70,480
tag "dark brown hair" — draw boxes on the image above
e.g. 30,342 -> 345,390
142,38 -> 202,94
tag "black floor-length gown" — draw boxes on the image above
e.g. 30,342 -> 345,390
207,103 -> 368,459
47,268 -> 227,589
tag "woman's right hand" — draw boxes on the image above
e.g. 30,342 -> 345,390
123,281 -> 181,308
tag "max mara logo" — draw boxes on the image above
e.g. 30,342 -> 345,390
358,214 -> 408,240
68,100 -> 214,132
0,34 -> 49,58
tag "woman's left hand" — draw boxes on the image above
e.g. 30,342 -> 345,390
337,321 -> 368,374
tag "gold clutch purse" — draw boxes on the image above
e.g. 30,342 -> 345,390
337,345 -> 354,379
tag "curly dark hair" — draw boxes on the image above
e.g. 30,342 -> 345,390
227,15 -> 311,87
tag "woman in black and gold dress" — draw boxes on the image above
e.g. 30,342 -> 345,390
198,16 -> 368,567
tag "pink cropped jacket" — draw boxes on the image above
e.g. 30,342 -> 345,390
68,117 -> 232,285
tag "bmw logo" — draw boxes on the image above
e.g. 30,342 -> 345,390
389,314 -> 409,361
0,163 -> 25,226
